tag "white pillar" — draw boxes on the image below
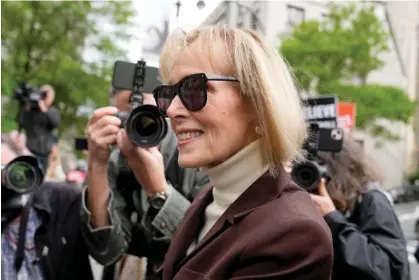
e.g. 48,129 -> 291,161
228,1 -> 239,28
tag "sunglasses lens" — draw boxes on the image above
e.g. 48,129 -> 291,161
180,75 -> 206,111
155,87 -> 174,115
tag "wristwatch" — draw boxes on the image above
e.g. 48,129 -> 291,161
149,191 -> 168,210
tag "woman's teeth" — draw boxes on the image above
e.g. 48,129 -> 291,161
177,132 -> 203,141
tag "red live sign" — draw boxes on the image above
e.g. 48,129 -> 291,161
338,102 -> 356,130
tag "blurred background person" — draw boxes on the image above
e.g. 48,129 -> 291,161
156,25 -> 333,279
310,135 -> 410,280
45,147 -> 66,182
65,159 -> 88,186
20,84 -> 60,170
48,131 -> 59,167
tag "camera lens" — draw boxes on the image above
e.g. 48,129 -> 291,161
134,115 -> 157,137
125,105 -> 168,147
6,161 -> 37,193
291,161 -> 322,192
297,166 -> 316,186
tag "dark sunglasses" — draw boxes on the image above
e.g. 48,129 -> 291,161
153,73 -> 239,115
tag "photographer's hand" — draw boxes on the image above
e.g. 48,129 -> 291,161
310,179 -> 336,216
117,129 -> 167,197
10,131 -> 31,156
38,100 -> 48,112
86,106 -> 121,228
87,107 -> 121,165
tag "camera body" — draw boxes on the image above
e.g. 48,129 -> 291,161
14,82 -> 47,110
112,60 -> 167,147
2,156 -> 44,228
291,124 -> 344,192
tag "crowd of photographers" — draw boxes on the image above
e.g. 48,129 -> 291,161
1,25 -> 415,280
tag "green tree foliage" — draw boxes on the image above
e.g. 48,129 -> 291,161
280,3 -> 416,139
1,1 -> 136,135
408,169 -> 419,185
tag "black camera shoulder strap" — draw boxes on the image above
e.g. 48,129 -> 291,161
14,201 -> 31,273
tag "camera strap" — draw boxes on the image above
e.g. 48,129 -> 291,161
14,201 -> 31,273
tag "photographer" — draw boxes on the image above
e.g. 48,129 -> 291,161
1,133 -> 93,279
81,88 -> 209,278
309,135 -> 410,280
21,85 -> 60,170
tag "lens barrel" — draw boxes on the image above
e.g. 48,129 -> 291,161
123,105 -> 168,147
291,160 -> 327,193
3,156 -> 44,194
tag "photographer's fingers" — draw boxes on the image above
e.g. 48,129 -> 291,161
87,115 -> 121,139
318,178 -> 329,197
90,134 -> 117,150
94,124 -> 120,139
117,129 -> 134,150
89,106 -> 118,125
137,146 -> 162,160
95,115 -> 121,128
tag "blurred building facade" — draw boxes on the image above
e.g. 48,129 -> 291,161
202,0 -> 419,188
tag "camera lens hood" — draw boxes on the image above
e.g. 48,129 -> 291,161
4,156 -> 44,194
125,105 -> 168,147
291,160 -> 327,192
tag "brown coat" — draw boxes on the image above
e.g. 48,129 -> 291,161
162,167 -> 333,280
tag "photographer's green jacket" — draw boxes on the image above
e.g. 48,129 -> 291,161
79,124 -> 210,267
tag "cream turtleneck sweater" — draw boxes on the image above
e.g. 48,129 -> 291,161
187,140 -> 268,254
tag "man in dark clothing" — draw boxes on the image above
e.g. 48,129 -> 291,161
21,85 -> 60,170
1,134 -> 93,280
81,89 -> 209,279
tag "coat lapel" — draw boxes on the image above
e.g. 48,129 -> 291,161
175,208 -> 230,270
163,185 -> 213,279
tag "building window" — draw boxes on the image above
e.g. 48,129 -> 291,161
287,5 -> 305,28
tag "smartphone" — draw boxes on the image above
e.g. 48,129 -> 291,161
112,61 -> 162,93
304,124 -> 343,153
74,137 -> 88,151
317,127 -> 344,152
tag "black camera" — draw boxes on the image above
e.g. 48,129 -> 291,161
112,60 -> 167,147
1,156 -> 44,194
14,81 -> 47,110
116,105 -> 167,147
291,124 -> 344,192
2,156 -> 44,231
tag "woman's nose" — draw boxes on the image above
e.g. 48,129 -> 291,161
167,95 -> 186,119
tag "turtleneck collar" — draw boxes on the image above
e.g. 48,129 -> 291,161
201,140 -> 269,206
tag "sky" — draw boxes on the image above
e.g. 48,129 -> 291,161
127,0 -> 222,66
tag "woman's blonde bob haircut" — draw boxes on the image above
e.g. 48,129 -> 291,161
159,25 -> 307,172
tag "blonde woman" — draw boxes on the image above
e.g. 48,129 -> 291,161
154,25 -> 333,279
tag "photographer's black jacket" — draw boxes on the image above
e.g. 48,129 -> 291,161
22,107 -> 60,156
30,181 -> 93,280
325,189 -> 410,280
